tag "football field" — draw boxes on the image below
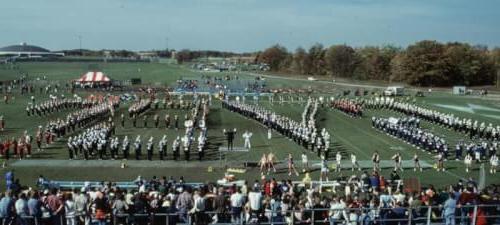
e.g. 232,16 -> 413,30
1,61 -> 499,189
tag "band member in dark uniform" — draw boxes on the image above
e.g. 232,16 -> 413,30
122,136 -> 130,160
134,135 -> 142,160
172,136 -> 180,160
146,137 -> 154,161
154,114 -> 159,128
120,113 -> 125,127
132,114 -> 137,128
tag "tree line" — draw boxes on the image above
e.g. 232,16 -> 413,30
255,41 -> 500,87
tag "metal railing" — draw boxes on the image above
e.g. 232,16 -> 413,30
1,204 -> 499,225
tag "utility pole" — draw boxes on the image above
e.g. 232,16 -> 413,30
497,68 -> 500,88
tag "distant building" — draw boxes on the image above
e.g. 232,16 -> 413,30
137,51 -> 158,59
170,50 -> 177,60
228,55 -> 256,64
0,42 -> 64,58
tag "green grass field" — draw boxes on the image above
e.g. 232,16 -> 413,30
1,61 -> 499,190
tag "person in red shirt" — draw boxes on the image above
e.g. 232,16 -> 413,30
263,179 -> 271,197
45,188 -> 63,225
469,207 -> 487,225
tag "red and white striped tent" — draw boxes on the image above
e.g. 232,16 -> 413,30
76,71 -> 111,83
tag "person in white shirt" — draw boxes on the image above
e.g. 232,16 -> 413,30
230,188 -> 245,224
248,187 -> 263,214
15,193 -> 29,219
242,131 -> 253,149
267,128 -> 272,140
301,152 -> 309,173
490,154 -> 498,174
190,190 -> 206,225
64,193 -> 77,225
335,152 -> 342,172
351,153 -> 360,171
320,156 -> 329,182
329,197 -> 348,225
464,154 -> 473,173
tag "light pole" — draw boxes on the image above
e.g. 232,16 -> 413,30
78,35 -> 82,55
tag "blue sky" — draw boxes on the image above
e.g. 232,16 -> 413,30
1,0 -> 498,52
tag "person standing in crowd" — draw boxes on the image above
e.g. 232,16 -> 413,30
248,186 -> 263,216
46,188 -> 63,225
0,190 -> 15,225
443,193 -> 457,225
212,187 -> 226,224
176,187 -> 193,223
27,191 -> 42,222
490,154 -> 498,174
64,193 -> 76,225
74,188 -> 90,225
5,170 -> 14,190
230,187 -> 244,224
15,192 -> 29,225
94,192 -> 108,225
